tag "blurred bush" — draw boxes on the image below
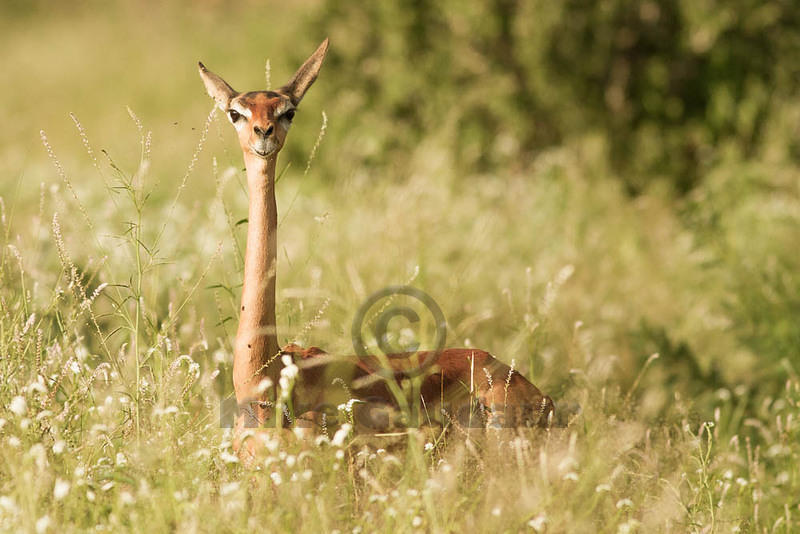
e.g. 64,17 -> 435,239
312,0 -> 800,193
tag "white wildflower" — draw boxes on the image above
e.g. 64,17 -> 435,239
213,350 -> 227,364
10,396 -> 27,416
616,498 -> 633,509
35,515 -> 51,534
256,378 -> 273,393
528,514 -> 547,532
617,519 -> 641,533
28,381 -> 47,394
270,472 -> 282,486
220,482 -> 240,496
279,376 -> 290,393
115,452 -> 127,466
558,456 -> 578,472
280,361 -> 298,380
120,491 -> 134,505
220,451 -> 239,464
53,479 -> 70,501
411,516 -> 423,528
331,424 -> 352,447
0,496 -> 17,513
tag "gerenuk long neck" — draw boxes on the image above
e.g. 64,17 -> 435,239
233,152 -> 280,423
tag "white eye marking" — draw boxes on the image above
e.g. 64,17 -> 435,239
228,103 -> 252,119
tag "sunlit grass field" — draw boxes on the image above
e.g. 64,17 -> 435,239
1,3 -> 799,532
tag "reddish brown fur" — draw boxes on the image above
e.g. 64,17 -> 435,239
276,344 -> 554,433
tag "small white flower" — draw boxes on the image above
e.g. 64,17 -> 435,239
270,472 -> 282,486
86,490 -> 96,502
424,442 -> 434,451
220,451 -> 239,464
10,396 -> 27,416
616,498 -> 633,509
115,452 -> 127,466
302,469 -> 312,481
220,482 -> 240,496
563,471 -> 579,481
52,441 -> 66,455
335,450 -> 345,460
331,424 -> 352,447
280,361 -> 298,380
53,479 -> 70,501
69,361 -> 81,375
558,457 -> 578,472
120,491 -> 134,505
101,481 -> 114,492
596,484 -> 611,493
256,378 -> 273,393
736,477 -> 748,487
35,515 -> 51,534
279,376 -> 290,392
412,516 -> 423,527
285,455 -> 296,468
491,506 -> 501,517
528,514 -> 547,532
28,381 -> 47,394
0,496 -> 17,513
8,436 -> 20,448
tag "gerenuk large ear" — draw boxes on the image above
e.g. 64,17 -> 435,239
198,62 -> 238,111
278,38 -> 329,106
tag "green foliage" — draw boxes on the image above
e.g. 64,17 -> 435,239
314,0 -> 800,193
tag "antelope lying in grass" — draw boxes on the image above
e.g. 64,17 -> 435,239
198,39 -> 554,461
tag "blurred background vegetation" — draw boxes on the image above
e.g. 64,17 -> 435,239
1,0 -> 799,427
2,1 -> 800,530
